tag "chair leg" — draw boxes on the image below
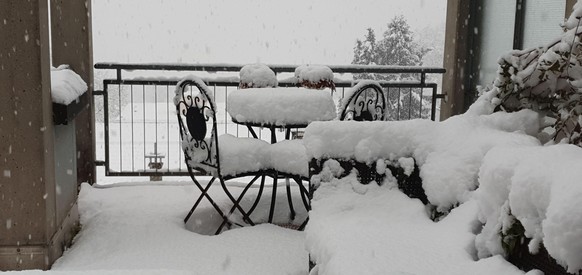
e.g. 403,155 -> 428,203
247,174 -> 266,215
216,174 -> 262,231
184,176 -> 216,223
268,172 -> 278,223
218,177 -> 255,226
285,177 -> 296,221
298,216 -> 309,231
294,177 -> 311,211
184,176 -> 234,233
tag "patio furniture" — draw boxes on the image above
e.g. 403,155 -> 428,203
226,87 -> 337,228
227,87 -> 336,143
338,81 -> 386,121
176,76 -> 312,234
304,120 -> 428,206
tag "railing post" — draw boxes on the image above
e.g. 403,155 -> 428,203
431,85 -> 437,121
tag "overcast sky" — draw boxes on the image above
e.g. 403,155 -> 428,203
92,0 -> 446,65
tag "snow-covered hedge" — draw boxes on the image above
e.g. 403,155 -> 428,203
304,107 -> 541,212
475,144 -> 582,273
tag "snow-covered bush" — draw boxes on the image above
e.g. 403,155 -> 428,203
475,145 -> 582,274
303,109 -> 540,213
488,3 -> 582,147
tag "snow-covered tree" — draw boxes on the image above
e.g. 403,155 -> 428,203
352,15 -> 431,120
486,3 -> 582,147
353,15 -> 429,81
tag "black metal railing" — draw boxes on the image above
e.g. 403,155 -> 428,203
93,62 -> 445,177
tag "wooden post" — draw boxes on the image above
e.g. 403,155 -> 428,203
440,0 -> 472,120
0,0 -> 59,270
50,0 -> 95,185
0,0 -> 84,270
566,0 -> 576,18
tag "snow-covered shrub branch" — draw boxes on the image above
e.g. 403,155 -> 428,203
490,3 -> 582,147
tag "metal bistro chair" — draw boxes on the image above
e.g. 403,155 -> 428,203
339,81 -> 386,121
176,76 -> 311,234
175,76 -> 260,234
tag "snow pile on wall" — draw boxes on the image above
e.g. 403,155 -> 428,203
227,88 -> 336,126
239,63 -> 277,88
50,65 -> 87,105
304,109 -> 541,211
475,145 -> 582,274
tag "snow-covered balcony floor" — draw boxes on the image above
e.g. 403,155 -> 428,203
32,180 -> 309,275
7,177 -> 535,275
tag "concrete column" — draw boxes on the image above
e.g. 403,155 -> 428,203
0,0 -> 82,270
440,0 -> 472,120
50,0 -> 95,185
0,0 -> 59,270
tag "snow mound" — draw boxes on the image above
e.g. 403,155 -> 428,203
183,134 -> 308,177
227,88 -> 336,126
303,109 -> 541,211
50,65 -> 87,105
239,63 -> 277,88
306,174 -> 523,275
294,64 -> 334,83
475,145 -> 582,274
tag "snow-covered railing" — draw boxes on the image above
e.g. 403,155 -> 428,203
93,62 -> 445,177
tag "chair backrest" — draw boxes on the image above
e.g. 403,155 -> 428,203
175,76 -> 220,175
339,81 -> 386,121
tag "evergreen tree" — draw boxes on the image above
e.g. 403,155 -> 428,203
352,15 -> 431,120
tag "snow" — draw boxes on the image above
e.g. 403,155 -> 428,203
50,65 -> 88,105
15,182 -> 308,274
11,106 -> 582,274
227,88 -> 336,126
239,63 -> 277,88
294,64 -> 334,83
304,108 -> 541,211
182,134 -> 308,177
475,145 -> 582,273
306,174 -> 524,275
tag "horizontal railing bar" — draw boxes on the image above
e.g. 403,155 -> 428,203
95,62 -> 446,74
106,171 -> 193,177
102,79 -> 439,89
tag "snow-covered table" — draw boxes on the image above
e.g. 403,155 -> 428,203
227,87 -> 336,143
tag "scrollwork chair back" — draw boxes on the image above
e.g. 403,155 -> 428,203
175,78 -> 220,176
339,82 -> 386,121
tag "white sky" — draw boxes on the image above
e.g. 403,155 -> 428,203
92,0 -> 446,65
